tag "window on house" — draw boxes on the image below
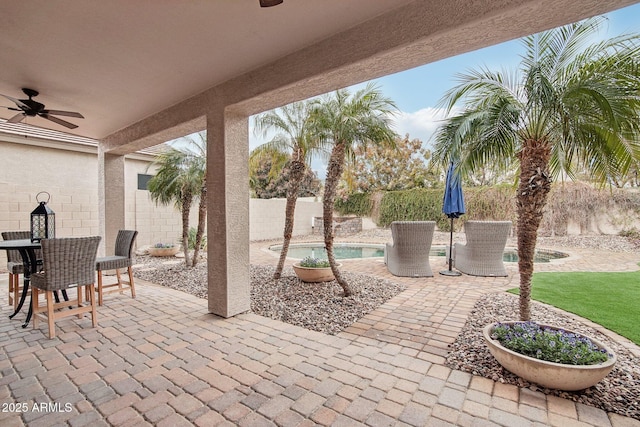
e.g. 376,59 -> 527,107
138,174 -> 153,190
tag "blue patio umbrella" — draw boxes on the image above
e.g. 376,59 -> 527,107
440,162 -> 465,276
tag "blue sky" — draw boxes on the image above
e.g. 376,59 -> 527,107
248,3 -> 640,158
363,3 -> 640,147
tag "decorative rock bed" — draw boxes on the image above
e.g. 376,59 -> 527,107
312,216 -> 362,236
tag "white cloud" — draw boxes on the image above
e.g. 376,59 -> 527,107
248,107 -> 463,178
391,107 -> 451,146
250,105 -> 463,152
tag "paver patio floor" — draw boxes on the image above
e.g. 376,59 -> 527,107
0,237 -> 638,426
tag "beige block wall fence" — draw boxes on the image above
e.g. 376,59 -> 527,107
250,197 -> 322,241
5,134 -> 634,268
0,136 -> 325,267
0,138 -> 187,266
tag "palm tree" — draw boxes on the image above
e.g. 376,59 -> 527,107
147,132 -> 207,267
253,100 -> 324,279
433,17 -> 640,320
312,83 -> 397,296
186,132 -> 207,266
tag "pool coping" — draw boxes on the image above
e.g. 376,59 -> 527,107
263,241 -> 575,263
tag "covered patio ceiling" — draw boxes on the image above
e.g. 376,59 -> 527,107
1,0 -> 637,152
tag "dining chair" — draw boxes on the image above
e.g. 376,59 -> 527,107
94,230 -> 138,306
31,236 -> 101,339
2,231 -> 42,309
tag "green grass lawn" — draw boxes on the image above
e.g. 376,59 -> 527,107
508,269 -> 640,345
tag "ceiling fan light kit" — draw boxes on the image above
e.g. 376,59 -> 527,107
1,88 -> 84,129
260,0 -> 283,7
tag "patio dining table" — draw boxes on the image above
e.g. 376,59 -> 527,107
0,238 -> 66,328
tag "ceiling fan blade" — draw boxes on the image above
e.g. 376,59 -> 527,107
0,94 -> 29,109
40,113 -> 78,129
41,109 -> 84,119
7,113 -> 25,123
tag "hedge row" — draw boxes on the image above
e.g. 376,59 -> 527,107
334,183 -> 640,234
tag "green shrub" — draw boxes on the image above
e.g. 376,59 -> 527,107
333,183 -> 640,235
378,188 -> 445,228
299,256 -> 330,268
180,227 -> 207,250
376,187 -> 515,229
334,192 -> 372,217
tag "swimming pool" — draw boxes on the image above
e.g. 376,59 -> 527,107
269,243 -> 569,263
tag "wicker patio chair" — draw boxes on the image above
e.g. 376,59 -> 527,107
94,230 -> 138,306
31,236 -> 101,339
453,221 -> 512,277
2,231 -> 42,309
384,221 -> 436,277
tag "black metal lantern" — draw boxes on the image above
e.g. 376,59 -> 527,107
31,192 -> 55,242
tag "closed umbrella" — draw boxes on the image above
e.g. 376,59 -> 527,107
440,162 -> 465,276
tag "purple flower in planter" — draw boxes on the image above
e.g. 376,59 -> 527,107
491,322 -> 610,365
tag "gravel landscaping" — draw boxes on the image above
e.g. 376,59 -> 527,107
133,232 -> 639,421
134,259 -> 406,336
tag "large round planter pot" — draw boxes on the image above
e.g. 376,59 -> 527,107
148,246 -> 179,257
482,322 -> 617,391
292,263 -> 341,283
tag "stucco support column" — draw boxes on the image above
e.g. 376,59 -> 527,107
98,144 -> 125,257
206,108 -> 250,317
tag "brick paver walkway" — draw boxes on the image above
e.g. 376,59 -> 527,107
0,237 -> 638,426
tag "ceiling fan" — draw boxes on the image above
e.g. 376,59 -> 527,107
0,88 -> 84,129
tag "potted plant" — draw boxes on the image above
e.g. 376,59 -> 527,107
148,243 -> 179,257
292,256 -> 341,283
483,321 -> 617,390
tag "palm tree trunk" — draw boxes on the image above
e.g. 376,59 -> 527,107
273,159 -> 306,279
323,141 -> 351,296
192,182 -> 207,266
516,138 -> 552,320
181,192 -> 193,267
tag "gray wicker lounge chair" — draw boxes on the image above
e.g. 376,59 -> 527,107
384,221 -> 436,277
2,231 -> 42,309
31,236 -> 101,339
453,221 -> 512,277
95,230 -> 138,306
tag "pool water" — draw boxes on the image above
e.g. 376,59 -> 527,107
284,244 -> 385,260
270,243 -> 569,263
